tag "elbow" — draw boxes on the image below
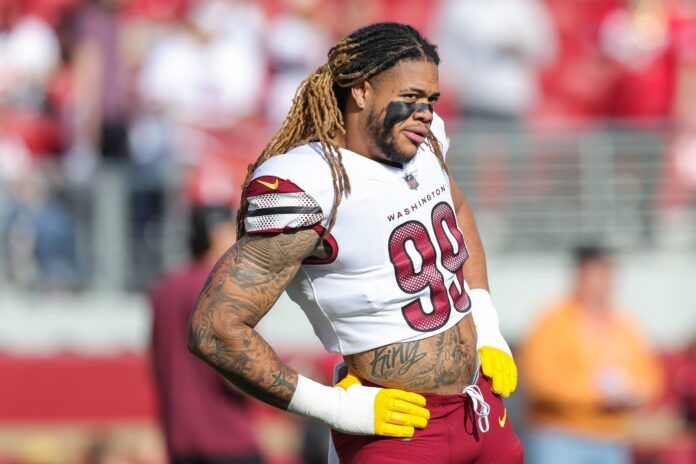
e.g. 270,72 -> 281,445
186,328 -> 199,357
187,312 -> 209,359
187,303 -> 249,362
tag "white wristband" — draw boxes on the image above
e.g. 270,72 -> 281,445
288,374 -> 339,423
287,374 -> 377,434
470,288 -> 499,327
469,288 -> 511,356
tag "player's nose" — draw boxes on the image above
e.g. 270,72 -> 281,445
412,103 -> 433,124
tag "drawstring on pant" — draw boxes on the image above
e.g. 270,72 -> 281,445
463,384 -> 490,433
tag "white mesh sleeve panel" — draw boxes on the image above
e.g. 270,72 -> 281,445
244,191 -> 323,233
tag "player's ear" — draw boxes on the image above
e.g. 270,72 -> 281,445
350,81 -> 369,110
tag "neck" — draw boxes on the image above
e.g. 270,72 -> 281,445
333,130 -> 347,149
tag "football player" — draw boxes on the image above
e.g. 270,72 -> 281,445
189,23 -> 522,463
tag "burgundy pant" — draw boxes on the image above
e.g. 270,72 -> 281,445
331,373 -> 524,463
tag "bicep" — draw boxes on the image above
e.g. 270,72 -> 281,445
449,175 -> 476,227
448,174 -> 489,289
449,175 -> 465,213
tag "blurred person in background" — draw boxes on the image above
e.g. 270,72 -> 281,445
602,0 -> 696,247
266,0 -> 331,125
3,170 -> 83,290
599,0 -> 696,129
599,0 -> 696,244
130,0 -> 266,285
0,0 -> 61,157
0,0 -> 59,112
521,245 -> 662,464
673,335 -> 696,430
324,0 -> 380,38
133,0 -> 265,144
669,336 -> 696,463
150,205 -> 262,464
536,0 -> 621,126
433,0 -> 556,129
65,0 -> 131,183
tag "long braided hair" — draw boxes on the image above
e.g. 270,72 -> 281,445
236,23 -> 446,238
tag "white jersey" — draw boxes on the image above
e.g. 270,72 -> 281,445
244,114 -> 472,355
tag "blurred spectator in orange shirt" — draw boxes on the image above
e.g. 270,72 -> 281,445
521,245 -> 662,464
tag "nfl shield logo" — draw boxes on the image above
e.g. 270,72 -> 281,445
404,173 -> 419,190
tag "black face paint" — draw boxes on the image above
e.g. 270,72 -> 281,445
365,101 -> 433,165
383,101 -> 434,132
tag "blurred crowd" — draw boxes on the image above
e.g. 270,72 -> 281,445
1,0 -> 696,290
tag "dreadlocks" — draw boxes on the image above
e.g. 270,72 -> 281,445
236,22 -> 446,238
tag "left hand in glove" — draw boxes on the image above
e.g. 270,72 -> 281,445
470,289 -> 518,398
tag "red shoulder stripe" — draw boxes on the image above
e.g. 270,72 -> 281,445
246,176 -> 304,196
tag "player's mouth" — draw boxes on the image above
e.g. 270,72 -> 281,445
402,126 -> 428,145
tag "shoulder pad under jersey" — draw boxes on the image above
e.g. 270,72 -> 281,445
243,145 -> 335,235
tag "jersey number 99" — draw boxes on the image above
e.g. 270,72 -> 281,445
388,202 -> 470,332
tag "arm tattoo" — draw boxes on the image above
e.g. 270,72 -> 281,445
188,229 -> 319,410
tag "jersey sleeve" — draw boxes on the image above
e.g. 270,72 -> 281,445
243,150 -> 334,235
430,112 -> 450,159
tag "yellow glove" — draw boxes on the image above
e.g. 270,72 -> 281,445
470,289 -> 518,398
335,370 -> 430,437
335,370 -> 362,389
479,346 -> 518,398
